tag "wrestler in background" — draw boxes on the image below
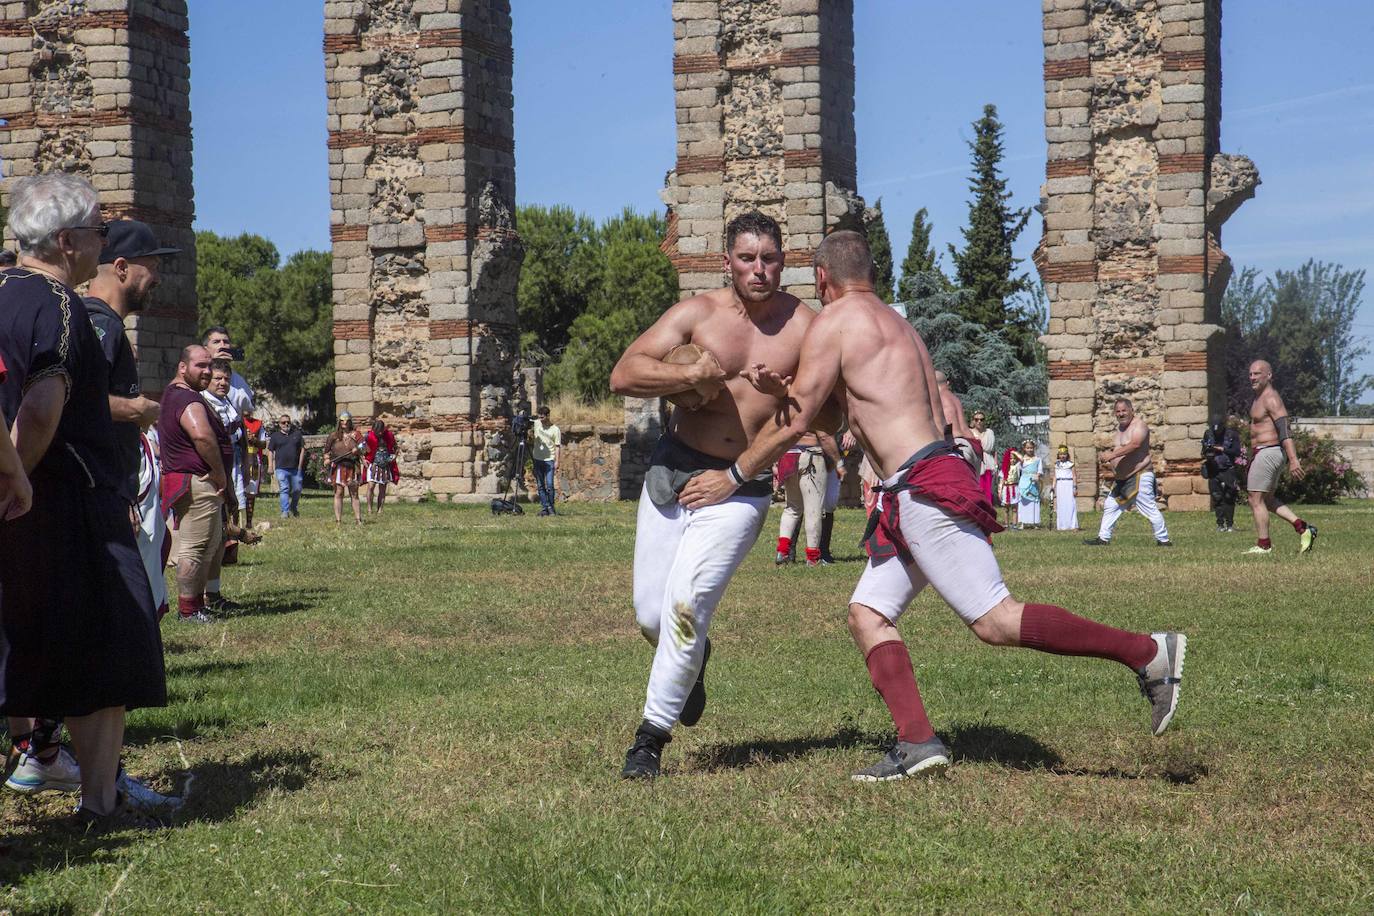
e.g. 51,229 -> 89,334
680,230 -> 1186,780
1245,360 -> 1313,554
609,212 -> 819,779
1083,398 -> 1172,547
935,371 -> 980,472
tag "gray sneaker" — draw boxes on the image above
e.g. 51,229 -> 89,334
851,738 -> 951,782
117,770 -> 183,818
1137,632 -> 1187,736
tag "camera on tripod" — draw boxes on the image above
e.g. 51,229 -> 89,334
511,411 -> 532,438
490,408 -> 533,516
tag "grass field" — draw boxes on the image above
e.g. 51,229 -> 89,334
2,495 -> 1372,913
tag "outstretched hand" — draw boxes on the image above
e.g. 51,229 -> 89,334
678,469 -> 738,510
742,363 -> 792,399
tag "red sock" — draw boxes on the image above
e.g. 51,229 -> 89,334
805,547 -> 821,564
1258,537 -> 1272,549
1019,603 -> 1156,670
777,536 -> 791,555
1292,518 -> 1307,533
178,595 -> 203,617
864,640 -> 935,743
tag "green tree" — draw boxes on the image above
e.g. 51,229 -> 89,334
515,205 -> 602,362
196,231 -> 335,420
902,271 -> 1046,445
864,199 -> 895,302
947,104 -> 1033,357
896,206 -> 941,302
545,208 -> 678,402
1274,260 -> 1369,414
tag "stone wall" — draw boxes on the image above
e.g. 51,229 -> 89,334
1038,0 -> 1257,512
1296,418 -> 1374,498
0,0 -> 197,394
324,0 -> 522,502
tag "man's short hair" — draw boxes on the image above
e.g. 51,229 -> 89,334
180,344 -> 207,365
1114,397 -> 1133,410
725,211 -> 782,254
537,405 -> 550,418
209,357 -> 232,376
814,230 -> 876,286
202,325 -> 230,345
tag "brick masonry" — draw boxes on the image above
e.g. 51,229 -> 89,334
1038,0 -> 1258,512
0,0 -> 197,395
324,0 -> 523,502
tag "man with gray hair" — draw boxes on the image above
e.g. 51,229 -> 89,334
1083,398 -> 1172,547
1245,359 -> 1313,554
0,173 -> 176,826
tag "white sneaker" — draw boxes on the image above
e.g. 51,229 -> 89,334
1245,545 -> 1272,555
1137,632 -> 1187,736
4,746 -> 81,794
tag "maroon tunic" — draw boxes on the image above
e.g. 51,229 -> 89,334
157,382 -> 226,515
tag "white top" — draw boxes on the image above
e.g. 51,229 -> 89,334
979,428 -> 996,474
1054,459 -> 1075,480
202,390 -> 242,443
532,420 -> 561,462
228,370 -> 254,418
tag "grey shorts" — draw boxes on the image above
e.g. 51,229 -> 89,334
1247,445 -> 1285,493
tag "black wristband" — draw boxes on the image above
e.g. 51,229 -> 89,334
728,463 -> 746,486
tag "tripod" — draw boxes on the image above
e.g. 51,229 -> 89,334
492,419 -> 530,515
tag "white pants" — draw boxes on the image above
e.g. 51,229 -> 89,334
633,483 -> 770,731
1098,470 -> 1169,543
779,448 -> 825,550
823,468 -> 841,513
851,489 -> 1011,626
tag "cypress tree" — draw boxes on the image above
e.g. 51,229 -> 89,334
948,104 -> 1031,344
864,199 -> 895,302
896,207 -> 941,303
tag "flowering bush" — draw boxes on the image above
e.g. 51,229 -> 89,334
1238,425 -> 1365,504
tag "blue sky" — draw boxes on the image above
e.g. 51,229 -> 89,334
187,1 -> 1374,375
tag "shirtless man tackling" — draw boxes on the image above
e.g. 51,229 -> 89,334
680,231 -> 1185,780
609,212 -> 814,779
1082,398 -> 1172,547
1245,360 -> 1314,555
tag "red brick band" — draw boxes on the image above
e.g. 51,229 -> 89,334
1044,57 -> 1090,80
673,53 -> 721,74
1163,50 -> 1207,71
1163,459 -> 1204,475
671,253 -> 724,272
102,204 -> 194,231
1163,352 -> 1209,371
1039,261 -> 1096,283
429,320 -> 516,340
328,126 -> 513,153
676,154 -> 724,175
1159,153 -> 1206,174
333,320 -> 370,340
1046,157 -> 1091,178
330,225 -> 367,242
1,107 -> 191,138
1,12 -> 188,48
1158,255 -> 1205,274
323,28 -> 511,62
1048,360 -> 1094,381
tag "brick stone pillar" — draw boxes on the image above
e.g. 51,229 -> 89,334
626,0 -> 864,491
0,0 -> 196,395
324,0 -> 521,501
1037,0 -> 1256,512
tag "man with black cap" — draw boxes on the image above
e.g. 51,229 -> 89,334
84,220 -> 179,499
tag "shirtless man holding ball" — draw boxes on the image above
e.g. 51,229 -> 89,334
609,211 -> 828,779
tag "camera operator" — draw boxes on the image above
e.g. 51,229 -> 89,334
530,405 -> 561,516
1201,413 -> 1242,532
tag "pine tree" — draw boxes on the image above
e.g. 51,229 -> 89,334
896,207 -> 940,303
864,199 -> 895,302
948,104 -> 1031,350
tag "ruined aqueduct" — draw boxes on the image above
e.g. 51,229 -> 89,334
0,0 -> 1255,511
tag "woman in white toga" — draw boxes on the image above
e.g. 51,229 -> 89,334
1053,445 -> 1079,530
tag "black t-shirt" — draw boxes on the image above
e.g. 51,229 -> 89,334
268,427 -> 305,469
0,269 -> 127,494
84,296 -> 140,500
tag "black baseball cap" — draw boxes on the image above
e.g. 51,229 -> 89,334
99,220 -> 181,264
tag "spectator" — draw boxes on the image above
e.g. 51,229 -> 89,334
364,418 -> 399,516
0,173 -> 173,824
1016,440 -> 1043,529
1053,444 -> 1080,531
202,326 -> 252,511
970,411 -> 996,504
241,406 -> 265,527
530,405 -> 561,517
268,414 -> 304,518
1202,413 -> 1242,532
157,344 -> 229,624
324,412 -> 364,525
199,359 -> 243,611
1000,446 -> 1022,528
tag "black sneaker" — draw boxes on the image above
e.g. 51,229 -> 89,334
178,610 -> 216,625
1156,539 -> 1174,547
679,639 -> 711,727
851,738 -> 951,782
1082,537 -> 1110,546
621,722 -> 671,780
205,594 -> 243,615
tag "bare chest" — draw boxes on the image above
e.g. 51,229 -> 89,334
692,322 -> 803,379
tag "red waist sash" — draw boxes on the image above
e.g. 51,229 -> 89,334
863,444 -> 1005,563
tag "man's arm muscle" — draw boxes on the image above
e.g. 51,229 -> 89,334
608,300 -> 723,398
179,400 -> 229,492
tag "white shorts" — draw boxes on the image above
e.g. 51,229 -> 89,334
850,480 -> 1010,626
